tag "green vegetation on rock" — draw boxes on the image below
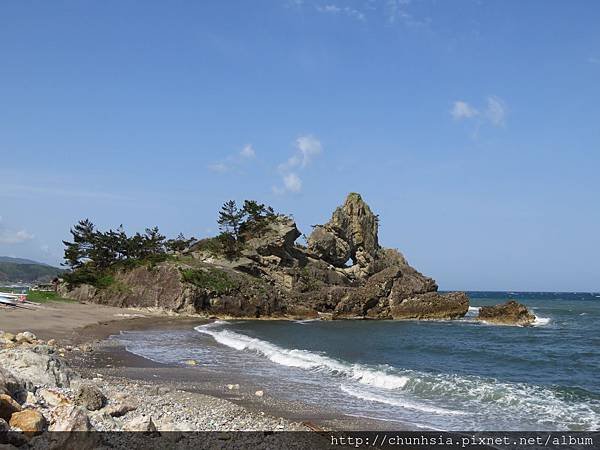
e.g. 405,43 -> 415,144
180,268 -> 238,294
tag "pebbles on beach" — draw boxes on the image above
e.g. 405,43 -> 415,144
0,329 -> 309,434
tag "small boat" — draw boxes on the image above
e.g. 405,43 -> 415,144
0,292 -> 39,308
0,295 -> 18,307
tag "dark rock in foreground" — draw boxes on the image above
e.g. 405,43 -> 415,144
478,300 -> 536,326
60,193 -> 469,321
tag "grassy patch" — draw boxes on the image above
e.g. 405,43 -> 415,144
26,291 -> 75,303
180,268 -> 238,294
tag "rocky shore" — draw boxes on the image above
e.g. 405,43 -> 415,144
59,193 -> 470,321
0,330 -> 313,447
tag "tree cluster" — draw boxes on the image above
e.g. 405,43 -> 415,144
216,200 -> 277,257
63,219 -> 195,271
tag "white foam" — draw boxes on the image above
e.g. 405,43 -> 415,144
195,321 -> 600,430
340,384 -> 465,416
294,319 -> 320,324
195,322 -> 408,390
532,314 -> 551,326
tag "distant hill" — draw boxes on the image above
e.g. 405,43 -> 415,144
0,257 -> 64,283
0,256 -> 52,265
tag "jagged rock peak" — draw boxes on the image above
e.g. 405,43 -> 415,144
307,193 -> 380,269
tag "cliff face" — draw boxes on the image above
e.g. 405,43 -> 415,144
61,193 -> 469,320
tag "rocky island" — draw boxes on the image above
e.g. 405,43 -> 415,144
478,300 -> 536,326
59,193 -> 469,321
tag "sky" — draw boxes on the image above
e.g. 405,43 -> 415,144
1,1 -> 599,291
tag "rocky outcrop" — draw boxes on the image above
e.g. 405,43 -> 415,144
308,193 -> 380,278
478,300 -> 535,326
60,193 -> 469,321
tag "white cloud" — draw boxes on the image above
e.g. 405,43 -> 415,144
208,144 -> 257,173
485,96 -> 507,126
588,56 -> 599,64
275,134 -> 322,194
0,229 -> 34,244
283,173 -> 302,192
279,134 -> 322,171
451,101 -> 479,120
240,144 -> 256,158
450,96 -> 507,128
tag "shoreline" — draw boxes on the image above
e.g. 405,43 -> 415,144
71,314 -> 411,431
0,300 -> 409,431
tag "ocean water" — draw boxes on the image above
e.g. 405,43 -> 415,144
114,292 -> 600,430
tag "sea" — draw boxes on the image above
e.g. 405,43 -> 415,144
113,292 -> 600,431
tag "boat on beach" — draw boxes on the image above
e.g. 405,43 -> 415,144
0,292 -> 40,309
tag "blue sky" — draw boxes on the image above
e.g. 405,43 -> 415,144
1,1 -> 599,291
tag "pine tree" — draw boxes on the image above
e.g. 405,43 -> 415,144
217,200 -> 243,240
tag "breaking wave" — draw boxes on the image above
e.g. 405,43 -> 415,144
195,321 -> 408,390
195,321 -> 600,430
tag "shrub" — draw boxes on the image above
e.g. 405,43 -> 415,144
180,268 -> 238,294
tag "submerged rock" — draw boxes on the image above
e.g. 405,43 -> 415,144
478,300 -> 536,326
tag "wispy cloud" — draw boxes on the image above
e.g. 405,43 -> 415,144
283,173 -> 303,192
450,96 -> 507,128
451,101 -> 479,120
485,96 -> 507,126
278,135 -> 322,171
588,56 -> 600,64
316,4 -> 366,21
291,0 -> 426,27
208,144 -> 257,173
385,0 -> 419,25
274,134 -> 322,194
0,217 -> 34,244
240,144 -> 256,158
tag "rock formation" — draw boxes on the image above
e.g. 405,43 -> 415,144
60,193 -> 469,320
308,192 -> 380,277
477,300 -> 536,326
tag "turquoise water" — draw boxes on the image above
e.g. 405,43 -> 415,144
116,292 -> 600,430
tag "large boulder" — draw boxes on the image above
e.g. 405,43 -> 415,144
241,215 -> 301,261
49,404 -> 92,431
0,367 -> 26,402
75,383 -> 106,411
124,415 -> 158,433
0,347 -> 79,391
9,409 -> 46,435
0,393 -> 21,421
478,300 -> 535,326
